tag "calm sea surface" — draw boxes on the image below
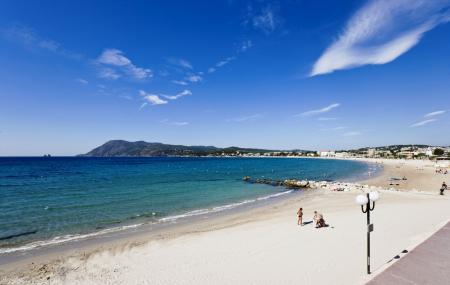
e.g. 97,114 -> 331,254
0,157 -> 376,253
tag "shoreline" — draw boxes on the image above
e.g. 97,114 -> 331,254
0,157 -> 373,258
0,188 -> 303,266
1,158 -> 449,284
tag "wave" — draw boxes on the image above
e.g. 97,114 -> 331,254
0,223 -> 144,254
158,190 -> 294,222
0,190 -> 295,254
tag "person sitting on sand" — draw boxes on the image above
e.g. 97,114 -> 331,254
297,207 -> 303,226
440,182 -> 448,196
313,211 -> 326,228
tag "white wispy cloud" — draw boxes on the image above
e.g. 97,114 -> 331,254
410,119 -> 436,127
208,56 -> 236,74
2,24 -> 82,59
99,68 -> 120,80
139,90 -> 167,106
167,58 -> 197,84
310,0 -> 450,76
424,110 -> 446,117
139,102 -> 148,110
169,121 -> 189,126
167,58 -> 193,70
298,103 -> 340,117
75,78 -> 88,85
333,126 -> 348,131
239,40 -> 253,52
217,57 -> 236,67
119,95 -> 132,100
171,80 -> 188,86
186,75 -> 202,82
227,114 -> 262,123
128,65 -> 153,79
179,60 -> 192,69
342,131 -> 362,137
162,90 -> 192,100
97,49 -> 153,80
139,89 -> 191,109
159,119 -> 189,126
249,5 -> 281,34
98,49 -> 131,66
318,117 -> 337,121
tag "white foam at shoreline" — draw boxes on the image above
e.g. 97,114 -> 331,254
158,190 -> 294,222
0,190 -> 295,254
0,223 -> 144,254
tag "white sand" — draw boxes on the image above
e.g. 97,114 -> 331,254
1,159 -> 450,285
357,158 -> 447,193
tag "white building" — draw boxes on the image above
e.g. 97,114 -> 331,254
318,150 -> 336,157
367,148 -> 376,157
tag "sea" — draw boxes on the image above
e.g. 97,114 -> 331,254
0,157 -> 378,254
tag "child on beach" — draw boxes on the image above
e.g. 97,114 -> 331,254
297,207 -> 303,226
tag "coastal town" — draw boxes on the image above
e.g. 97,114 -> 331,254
212,145 -> 450,160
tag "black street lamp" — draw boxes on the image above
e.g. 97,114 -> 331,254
355,191 -> 380,274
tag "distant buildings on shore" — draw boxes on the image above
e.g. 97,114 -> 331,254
319,145 -> 450,160
210,145 -> 450,161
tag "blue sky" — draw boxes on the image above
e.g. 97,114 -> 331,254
1,0 -> 449,155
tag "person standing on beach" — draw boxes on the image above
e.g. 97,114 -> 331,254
297,207 -> 303,226
440,182 -> 447,195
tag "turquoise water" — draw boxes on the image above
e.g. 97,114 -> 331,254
0,157 -> 374,253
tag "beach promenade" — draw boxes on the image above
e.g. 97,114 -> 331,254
368,221 -> 450,285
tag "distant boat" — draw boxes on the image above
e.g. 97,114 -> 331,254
43,154 -> 52,157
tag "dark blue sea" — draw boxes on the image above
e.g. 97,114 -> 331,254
0,157 -> 376,253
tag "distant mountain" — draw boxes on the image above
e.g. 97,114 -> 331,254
81,140 -> 277,157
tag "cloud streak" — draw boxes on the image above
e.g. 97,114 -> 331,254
75,78 -> 88,85
185,74 -> 202,83
171,80 -> 188,86
139,89 -> 192,109
97,49 -> 153,80
247,4 -> 281,34
208,56 -> 236,74
410,119 -> 437,127
298,103 -> 340,117
160,119 -> 189,126
227,114 -> 262,123
342,131 -> 362,137
239,40 -> 253,52
162,90 -> 192,100
424,110 -> 446,117
139,90 -> 168,106
2,24 -> 82,59
167,58 -> 193,70
318,117 -> 337,121
311,0 -> 450,76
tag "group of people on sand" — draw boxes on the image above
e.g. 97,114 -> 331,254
296,208 -> 327,228
436,168 -> 448,174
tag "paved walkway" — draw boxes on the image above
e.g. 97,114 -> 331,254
367,221 -> 450,285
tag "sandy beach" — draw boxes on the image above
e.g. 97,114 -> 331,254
1,158 -> 449,285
